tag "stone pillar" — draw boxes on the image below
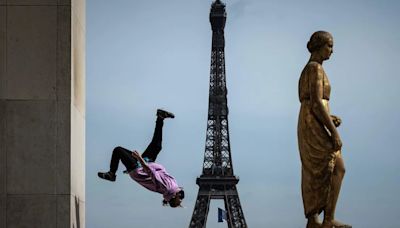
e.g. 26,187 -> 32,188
0,0 -> 85,227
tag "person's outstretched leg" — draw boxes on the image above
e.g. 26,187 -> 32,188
141,109 -> 174,162
98,146 -> 137,182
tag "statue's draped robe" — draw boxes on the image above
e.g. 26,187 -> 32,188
297,62 -> 340,217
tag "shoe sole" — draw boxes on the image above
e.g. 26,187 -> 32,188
157,109 -> 175,118
98,173 -> 116,182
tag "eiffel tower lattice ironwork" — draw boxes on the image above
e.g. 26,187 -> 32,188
189,1 -> 247,227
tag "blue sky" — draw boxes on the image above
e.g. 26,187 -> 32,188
87,0 -> 400,227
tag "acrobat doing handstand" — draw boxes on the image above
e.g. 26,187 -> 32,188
98,109 -> 184,208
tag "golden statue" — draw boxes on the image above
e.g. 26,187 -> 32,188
297,31 -> 351,228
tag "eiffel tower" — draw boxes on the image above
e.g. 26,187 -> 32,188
189,1 -> 247,227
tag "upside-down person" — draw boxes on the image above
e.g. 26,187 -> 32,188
98,109 -> 184,208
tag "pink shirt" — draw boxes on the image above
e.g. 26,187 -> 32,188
129,162 -> 180,201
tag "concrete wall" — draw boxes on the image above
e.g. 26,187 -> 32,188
0,0 -> 85,227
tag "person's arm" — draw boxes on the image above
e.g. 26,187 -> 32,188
308,63 -> 342,151
131,150 -> 151,173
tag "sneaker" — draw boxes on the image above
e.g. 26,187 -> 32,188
157,109 -> 175,119
98,171 -> 116,182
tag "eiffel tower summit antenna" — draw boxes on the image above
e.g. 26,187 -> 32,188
189,1 -> 247,227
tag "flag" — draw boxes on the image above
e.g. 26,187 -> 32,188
218,207 -> 227,223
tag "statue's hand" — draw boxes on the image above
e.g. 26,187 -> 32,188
332,132 -> 342,151
331,115 -> 342,127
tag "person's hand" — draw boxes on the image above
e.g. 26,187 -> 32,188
131,150 -> 141,159
331,132 -> 342,151
331,115 -> 342,127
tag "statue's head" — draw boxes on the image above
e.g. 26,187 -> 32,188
307,31 -> 333,60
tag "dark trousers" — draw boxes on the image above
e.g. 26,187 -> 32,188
109,117 -> 164,173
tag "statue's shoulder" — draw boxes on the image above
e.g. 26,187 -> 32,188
305,61 -> 322,70
304,61 -> 324,81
